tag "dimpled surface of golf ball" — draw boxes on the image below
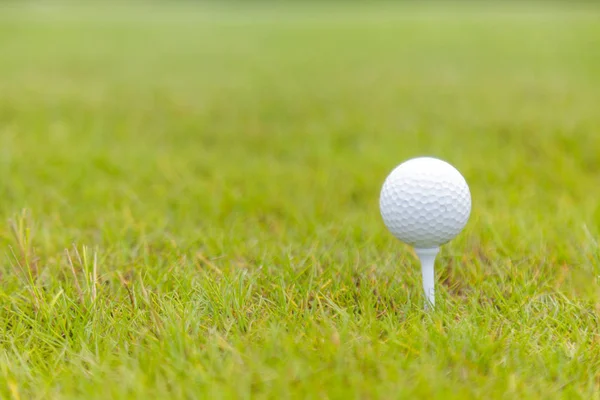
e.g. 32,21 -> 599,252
379,157 -> 471,249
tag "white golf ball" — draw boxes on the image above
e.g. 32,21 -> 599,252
379,157 -> 471,249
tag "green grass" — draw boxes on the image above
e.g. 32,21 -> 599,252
1,2 -> 600,398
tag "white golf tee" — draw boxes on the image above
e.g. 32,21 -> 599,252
414,247 -> 439,309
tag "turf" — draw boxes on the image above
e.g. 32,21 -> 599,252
1,2 -> 600,399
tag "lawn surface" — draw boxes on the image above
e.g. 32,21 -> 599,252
1,2 -> 600,399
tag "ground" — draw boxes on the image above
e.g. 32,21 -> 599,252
1,2 -> 600,399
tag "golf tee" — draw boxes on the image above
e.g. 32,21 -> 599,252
414,247 -> 440,309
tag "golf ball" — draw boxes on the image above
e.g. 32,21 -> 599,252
379,157 -> 471,249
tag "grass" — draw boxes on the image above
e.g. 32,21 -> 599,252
1,2 -> 600,398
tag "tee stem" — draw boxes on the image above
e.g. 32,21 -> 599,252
414,247 -> 440,310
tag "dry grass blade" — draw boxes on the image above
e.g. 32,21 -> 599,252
65,248 -> 84,305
